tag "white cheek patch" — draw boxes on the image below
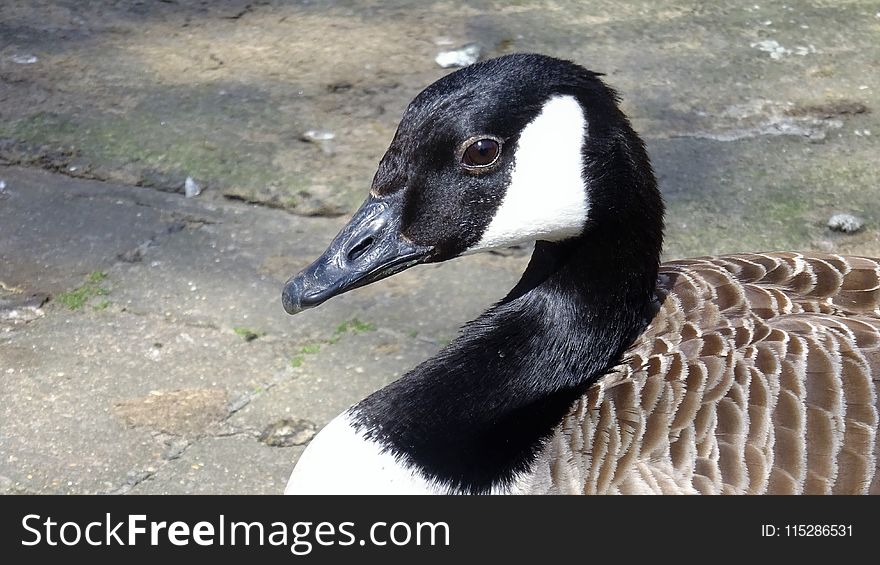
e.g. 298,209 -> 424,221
471,95 -> 589,252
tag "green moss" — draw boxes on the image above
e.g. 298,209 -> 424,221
287,340 -> 325,369
233,326 -> 265,342
56,271 -> 110,310
92,300 -> 111,311
57,289 -> 89,310
2,100 -> 329,213
5,112 -> 79,146
3,77 -> 374,214
300,343 -> 321,354
285,320 -> 377,372
286,318 -> 377,369
335,318 -> 376,335
289,356 -> 305,368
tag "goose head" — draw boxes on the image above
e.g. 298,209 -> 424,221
282,53 -> 662,315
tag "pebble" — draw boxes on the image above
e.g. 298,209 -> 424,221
751,39 -> 789,59
10,54 -> 38,64
301,130 -> 335,142
750,40 -> 815,60
184,176 -> 201,198
435,43 -> 481,68
301,130 -> 336,155
259,419 -> 317,447
827,213 -> 864,234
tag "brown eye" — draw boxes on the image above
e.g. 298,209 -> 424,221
462,138 -> 501,169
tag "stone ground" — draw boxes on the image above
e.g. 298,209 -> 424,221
1,0 -> 879,494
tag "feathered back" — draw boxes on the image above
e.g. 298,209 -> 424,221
527,252 -> 879,494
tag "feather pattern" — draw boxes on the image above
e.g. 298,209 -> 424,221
521,252 -> 880,494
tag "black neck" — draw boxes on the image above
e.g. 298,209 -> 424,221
352,122 -> 663,494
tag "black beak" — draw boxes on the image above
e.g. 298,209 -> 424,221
282,194 -> 432,315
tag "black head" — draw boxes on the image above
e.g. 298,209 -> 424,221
282,53 -> 662,314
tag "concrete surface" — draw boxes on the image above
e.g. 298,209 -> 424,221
0,167 -> 525,494
1,0 -> 879,494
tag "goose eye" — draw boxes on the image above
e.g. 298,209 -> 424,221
462,138 -> 501,169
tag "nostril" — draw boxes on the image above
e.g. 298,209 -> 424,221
347,237 -> 375,262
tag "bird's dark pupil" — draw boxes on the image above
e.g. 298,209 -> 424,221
465,139 -> 498,166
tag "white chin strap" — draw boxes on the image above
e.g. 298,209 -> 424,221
469,95 -> 589,253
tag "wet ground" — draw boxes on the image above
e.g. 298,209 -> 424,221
1,0 -> 879,493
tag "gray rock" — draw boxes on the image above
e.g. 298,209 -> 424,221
184,176 -> 202,198
435,43 -> 481,68
301,130 -> 335,142
259,418 -> 317,447
0,292 -> 48,325
10,54 -> 38,65
827,213 -> 864,234
300,130 -> 336,155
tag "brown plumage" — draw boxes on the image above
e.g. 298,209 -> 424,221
526,252 -> 879,494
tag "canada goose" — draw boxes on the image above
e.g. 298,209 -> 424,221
281,53 -> 879,495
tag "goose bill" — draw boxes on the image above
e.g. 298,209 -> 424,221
282,195 -> 433,315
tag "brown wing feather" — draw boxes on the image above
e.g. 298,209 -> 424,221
537,252 -> 880,495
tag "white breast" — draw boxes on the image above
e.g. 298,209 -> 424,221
284,412 -> 447,495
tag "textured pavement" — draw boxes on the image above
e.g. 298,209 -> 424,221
1,0 -> 879,494
0,167 -> 526,494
